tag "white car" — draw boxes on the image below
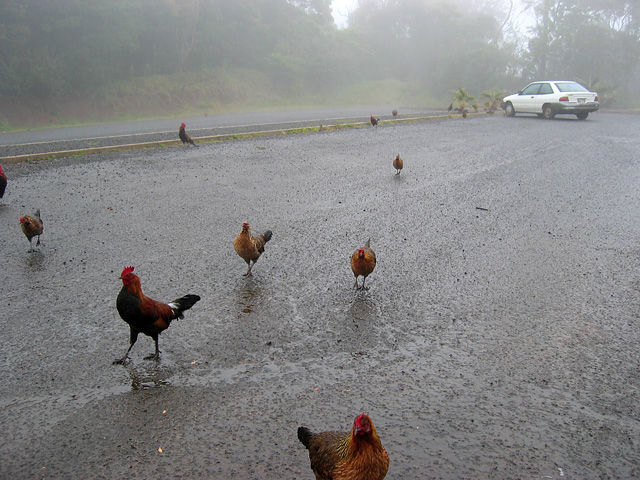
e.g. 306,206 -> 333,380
503,81 -> 599,120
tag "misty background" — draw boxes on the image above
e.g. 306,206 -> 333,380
1,0 -> 638,129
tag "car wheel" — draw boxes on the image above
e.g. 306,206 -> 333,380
543,105 -> 555,119
576,112 -> 589,120
505,103 -> 516,117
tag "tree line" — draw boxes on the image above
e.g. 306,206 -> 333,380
1,0 -> 638,106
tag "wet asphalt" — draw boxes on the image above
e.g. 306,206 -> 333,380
1,112 -> 639,479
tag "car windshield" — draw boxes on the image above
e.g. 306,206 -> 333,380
554,82 -> 589,93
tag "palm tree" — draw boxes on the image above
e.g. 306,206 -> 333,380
451,87 -> 476,110
481,87 -> 510,112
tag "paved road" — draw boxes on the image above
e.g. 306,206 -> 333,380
0,106 -> 434,157
1,112 -> 638,479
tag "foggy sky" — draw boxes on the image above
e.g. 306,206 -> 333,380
331,0 -> 535,34
331,0 -> 357,28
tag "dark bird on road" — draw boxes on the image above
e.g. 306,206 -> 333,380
448,103 -> 453,112
370,115 -> 379,127
392,109 -> 398,116
114,266 -> 200,364
0,165 -> 6,201
179,123 -> 197,146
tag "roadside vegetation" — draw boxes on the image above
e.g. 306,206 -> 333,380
1,0 -> 638,131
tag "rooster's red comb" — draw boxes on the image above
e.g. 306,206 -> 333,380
354,412 -> 371,431
121,266 -> 134,276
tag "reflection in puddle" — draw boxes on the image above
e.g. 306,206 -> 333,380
348,293 -> 382,324
130,377 -> 171,391
236,280 -> 264,319
126,363 -> 175,391
24,251 -> 46,271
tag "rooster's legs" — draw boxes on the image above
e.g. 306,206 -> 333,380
113,329 -> 139,365
144,335 -> 161,361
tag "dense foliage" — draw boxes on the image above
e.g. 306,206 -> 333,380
0,0 -> 638,108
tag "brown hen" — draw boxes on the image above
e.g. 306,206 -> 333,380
19,209 -> 43,252
298,413 -> 389,480
234,222 -> 272,276
393,154 -> 403,175
351,240 -> 376,289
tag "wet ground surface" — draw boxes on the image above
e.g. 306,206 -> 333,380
1,112 -> 639,479
0,106 -> 431,157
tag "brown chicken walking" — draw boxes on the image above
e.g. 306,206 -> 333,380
19,209 -> 43,252
351,240 -> 376,289
393,154 -> 403,175
297,413 -> 389,480
234,222 -> 272,276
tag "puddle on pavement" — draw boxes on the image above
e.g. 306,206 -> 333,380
235,280 -> 265,319
126,362 -> 176,391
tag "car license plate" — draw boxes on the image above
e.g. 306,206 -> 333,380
578,98 -> 586,103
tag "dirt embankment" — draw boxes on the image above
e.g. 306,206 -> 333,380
0,94 -> 185,130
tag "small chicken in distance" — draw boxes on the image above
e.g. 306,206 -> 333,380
391,109 -> 398,116
19,209 -> 43,252
370,115 -> 379,127
114,266 -> 200,364
0,165 -> 7,201
462,109 -> 468,118
179,123 -> 197,146
234,222 -> 272,276
298,413 -> 389,480
393,154 -> 403,175
448,103 -> 453,112
351,240 -> 376,289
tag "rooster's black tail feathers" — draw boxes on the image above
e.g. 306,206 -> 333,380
170,294 -> 201,319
